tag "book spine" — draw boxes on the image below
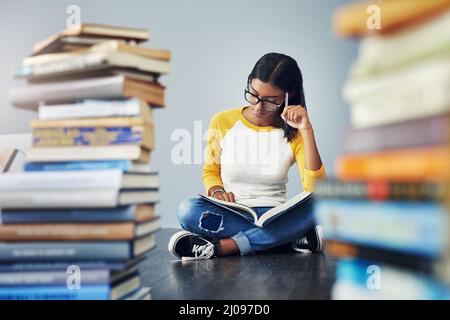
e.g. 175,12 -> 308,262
26,145 -> 148,163
24,160 -> 134,172
0,270 -> 109,286
343,59 -> 450,128
335,146 -> 450,181
31,117 -> 149,128
0,189 -> 118,208
315,199 -> 448,258
0,261 -> 130,272
0,170 -> 122,191
0,285 -> 110,300
343,115 -> 449,154
333,259 -> 450,300
314,180 -> 445,201
38,100 -> 143,120
22,52 -> 108,77
32,126 -> 153,150
325,240 -> 436,273
0,241 -> 131,261
1,207 -> 137,224
332,0 -> 450,37
349,96 -> 450,129
124,78 -> 165,107
0,223 -> 135,241
8,75 -> 126,110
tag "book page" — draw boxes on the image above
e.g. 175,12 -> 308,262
256,191 -> 312,227
198,194 -> 258,223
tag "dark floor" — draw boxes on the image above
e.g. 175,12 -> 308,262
139,228 -> 337,300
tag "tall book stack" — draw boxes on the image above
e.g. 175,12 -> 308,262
0,24 -> 171,300
314,0 -> 450,299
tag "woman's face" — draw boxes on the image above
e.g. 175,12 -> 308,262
247,78 -> 285,121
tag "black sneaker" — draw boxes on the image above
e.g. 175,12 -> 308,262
168,231 -> 219,260
291,225 -> 325,253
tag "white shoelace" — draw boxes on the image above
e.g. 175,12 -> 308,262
297,237 -> 308,246
292,236 -> 311,253
192,242 -> 215,259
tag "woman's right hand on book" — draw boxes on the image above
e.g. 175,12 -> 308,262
209,186 -> 236,202
214,191 -> 236,202
214,191 -> 235,202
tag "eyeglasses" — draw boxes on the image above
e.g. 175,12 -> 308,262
244,89 -> 284,112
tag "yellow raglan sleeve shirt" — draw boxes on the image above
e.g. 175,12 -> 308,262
203,107 -> 326,198
289,132 -> 326,192
202,114 -> 224,194
202,109 -> 241,195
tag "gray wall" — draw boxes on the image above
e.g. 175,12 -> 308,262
0,0 -> 357,227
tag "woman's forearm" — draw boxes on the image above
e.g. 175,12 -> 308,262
300,128 -> 323,171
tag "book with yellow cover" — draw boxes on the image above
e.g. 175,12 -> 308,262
333,0 -> 450,38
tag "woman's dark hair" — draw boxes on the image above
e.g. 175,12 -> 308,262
247,52 -> 306,142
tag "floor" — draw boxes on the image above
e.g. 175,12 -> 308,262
139,228 -> 337,300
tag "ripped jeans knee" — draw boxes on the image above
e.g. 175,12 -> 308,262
198,210 -> 224,234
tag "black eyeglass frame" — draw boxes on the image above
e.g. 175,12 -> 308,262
244,89 -> 286,111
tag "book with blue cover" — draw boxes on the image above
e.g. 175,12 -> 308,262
0,234 -> 155,262
0,205 -> 156,224
0,270 -> 140,300
32,125 -> 154,149
24,160 -> 152,173
0,255 -> 147,272
315,199 -> 448,258
333,258 -> 450,300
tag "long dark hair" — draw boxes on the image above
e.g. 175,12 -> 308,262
247,53 -> 306,142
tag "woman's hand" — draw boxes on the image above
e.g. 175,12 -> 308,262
281,105 -> 313,131
213,190 -> 236,202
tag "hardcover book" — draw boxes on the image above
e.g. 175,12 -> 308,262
198,191 -> 312,228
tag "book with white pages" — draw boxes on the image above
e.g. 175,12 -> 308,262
38,98 -> 152,120
0,169 -> 158,191
16,50 -> 170,81
0,189 -> 159,209
198,191 -> 312,228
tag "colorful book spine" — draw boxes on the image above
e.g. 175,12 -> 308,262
32,126 -> 154,149
0,237 -> 152,261
0,269 -> 109,286
333,258 -> 450,300
314,180 -> 445,201
332,0 -> 450,38
335,146 -> 450,182
0,222 -> 141,241
24,160 -> 151,173
0,285 -> 111,300
0,257 -> 144,272
315,199 -> 448,258
325,240 -> 436,273
0,206 -> 143,224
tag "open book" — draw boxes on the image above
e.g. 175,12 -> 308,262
198,191 -> 312,228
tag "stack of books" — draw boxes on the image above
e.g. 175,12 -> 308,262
0,23 -> 171,300
314,0 -> 450,299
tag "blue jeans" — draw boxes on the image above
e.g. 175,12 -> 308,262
176,196 -> 316,256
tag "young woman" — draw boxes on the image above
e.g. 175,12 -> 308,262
168,53 -> 326,260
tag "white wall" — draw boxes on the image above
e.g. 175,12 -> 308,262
0,0 -> 358,227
